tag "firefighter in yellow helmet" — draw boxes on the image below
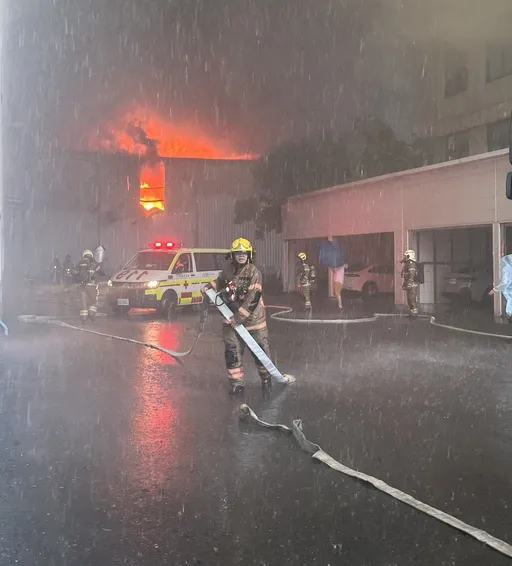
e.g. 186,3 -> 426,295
297,252 -> 316,309
202,238 -> 272,395
72,249 -> 101,323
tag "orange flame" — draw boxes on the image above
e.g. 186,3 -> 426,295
140,159 -> 165,212
90,107 -> 257,160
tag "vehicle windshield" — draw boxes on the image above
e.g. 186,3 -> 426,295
346,262 -> 366,273
123,251 -> 176,271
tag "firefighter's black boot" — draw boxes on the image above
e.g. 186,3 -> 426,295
229,382 -> 245,395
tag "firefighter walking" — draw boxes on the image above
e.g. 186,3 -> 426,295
297,252 -> 316,309
73,249 -> 100,323
401,249 -> 420,318
202,238 -> 272,395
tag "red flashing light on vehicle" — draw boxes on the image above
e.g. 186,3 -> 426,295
151,241 -> 175,250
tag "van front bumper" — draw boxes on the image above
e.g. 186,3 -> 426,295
107,284 -> 159,309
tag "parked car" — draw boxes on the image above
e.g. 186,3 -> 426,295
442,265 -> 493,304
343,263 -> 395,298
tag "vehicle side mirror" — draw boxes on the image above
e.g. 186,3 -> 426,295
507,171 -> 512,200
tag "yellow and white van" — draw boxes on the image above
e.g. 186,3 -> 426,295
107,241 -> 229,316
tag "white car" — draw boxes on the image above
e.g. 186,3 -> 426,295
442,265 -> 493,304
343,263 -> 395,297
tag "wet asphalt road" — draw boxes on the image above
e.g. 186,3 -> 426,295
1,305 -> 512,565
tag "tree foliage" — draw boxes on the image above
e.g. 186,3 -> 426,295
242,117 -> 437,235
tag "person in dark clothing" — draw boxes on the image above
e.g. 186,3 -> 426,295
202,238 -> 271,395
62,254 -> 74,288
51,255 -> 62,285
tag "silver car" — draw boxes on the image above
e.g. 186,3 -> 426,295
443,265 -> 493,304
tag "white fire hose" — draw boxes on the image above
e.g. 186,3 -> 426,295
240,404 -> 512,560
17,314 -> 199,363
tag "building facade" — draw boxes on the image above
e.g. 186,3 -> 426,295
422,39 -> 512,161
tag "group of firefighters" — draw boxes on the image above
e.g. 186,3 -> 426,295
295,248 -> 421,317
65,237 -> 512,395
65,238 -> 422,395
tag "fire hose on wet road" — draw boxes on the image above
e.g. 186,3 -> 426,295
17,297 -> 512,365
240,404 -> 512,560
16,296 -> 512,558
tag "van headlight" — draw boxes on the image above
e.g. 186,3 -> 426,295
107,279 -> 113,287
146,280 -> 159,289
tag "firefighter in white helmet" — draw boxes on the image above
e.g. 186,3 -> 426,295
72,249 -> 101,323
202,238 -> 272,395
401,249 -> 420,318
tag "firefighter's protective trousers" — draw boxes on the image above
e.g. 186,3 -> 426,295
79,283 -> 99,320
223,324 -> 271,384
406,286 -> 419,315
299,283 -> 311,307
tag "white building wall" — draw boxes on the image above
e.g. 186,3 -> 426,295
284,150 -> 510,240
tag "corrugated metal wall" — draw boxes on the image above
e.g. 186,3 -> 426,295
194,169 -> 283,279
13,153 -> 284,285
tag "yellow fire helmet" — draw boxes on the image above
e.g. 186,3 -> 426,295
230,237 -> 253,260
298,252 -> 307,261
82,249 -> 94,259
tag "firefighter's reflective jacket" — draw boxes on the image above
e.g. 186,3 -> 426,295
212,262 -> 266,331
402,260 -> 419,289
298,261 -> 316,287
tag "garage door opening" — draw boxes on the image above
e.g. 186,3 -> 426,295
287,233 -> 395,298
412,226 -> 492,306
335,233 -> 395,297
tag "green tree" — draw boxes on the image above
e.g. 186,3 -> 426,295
242,117 -> 434,236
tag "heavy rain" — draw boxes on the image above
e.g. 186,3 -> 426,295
1,0 -> 512,564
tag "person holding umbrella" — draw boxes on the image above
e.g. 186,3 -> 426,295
317,240 -> 348,311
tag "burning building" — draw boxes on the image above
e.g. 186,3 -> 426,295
89,107 -> 256,218
11,108 -> 283,290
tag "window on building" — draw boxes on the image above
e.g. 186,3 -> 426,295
486,43 -> 512,82
446,131 -> 470,160
444,46 -> 469,98
487,119 -> 510,151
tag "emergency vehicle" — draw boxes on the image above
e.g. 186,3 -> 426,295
107,241 -> 229,316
